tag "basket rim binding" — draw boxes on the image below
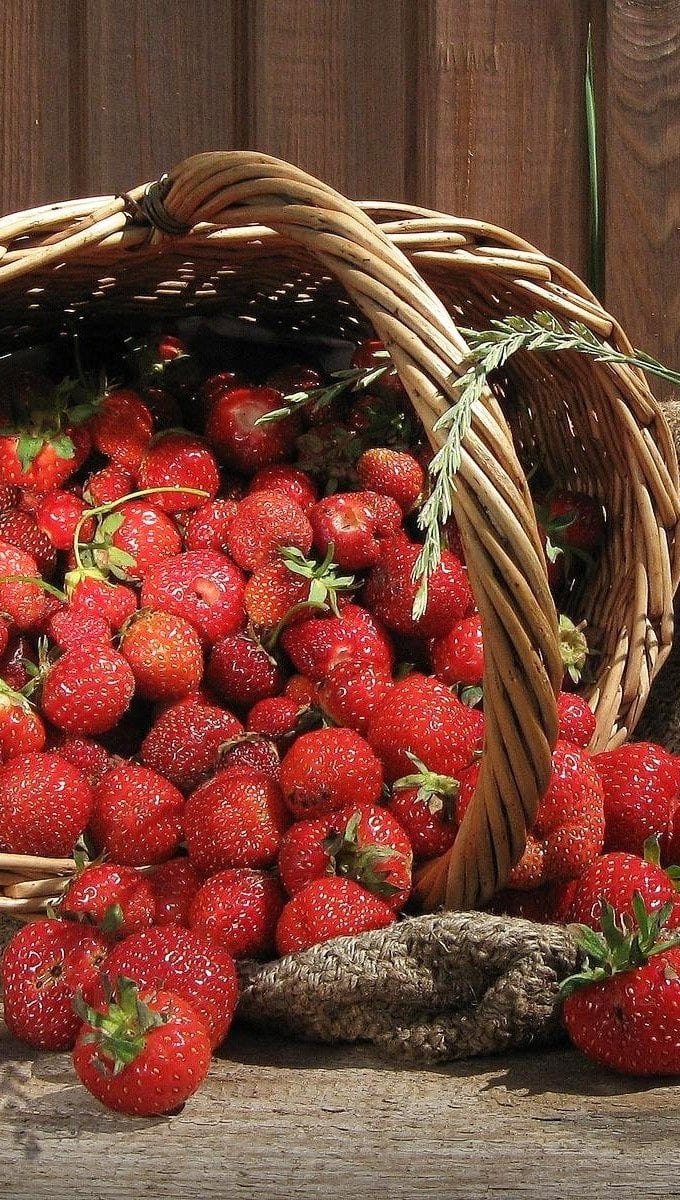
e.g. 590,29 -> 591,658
0,150 -> 677,917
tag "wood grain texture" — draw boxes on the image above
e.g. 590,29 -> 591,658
604,0 -> 680,398
1,1024 -> 678,1199
412,0 -> 593,279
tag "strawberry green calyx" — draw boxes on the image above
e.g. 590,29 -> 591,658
558,614 -> 589,685
560,893 -> 680,999
322,810 -> 402,900
280,544 -> 355,616
73,977 -> 166,1076
642,835 -> 680,890
71,485 -> 209,576
392,752 -> 459,819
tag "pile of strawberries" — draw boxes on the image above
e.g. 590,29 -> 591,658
0,328 -> 679,1115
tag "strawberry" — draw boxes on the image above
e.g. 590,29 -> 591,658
100,499 -> 183,580
265,362 -> 323,397
0,419 -> 91,493
218,731 -> 282,781
507,741 -> 605,889
309,491 -> 402,570
0,508 -> 58,577
36,490 -> 96,551
281,601 -> 394,681
244,546 -> 354,629
83,463 -> 135,506
536,488 -> 606,558
89,387 -> 154,470
0,751 -> 94,855
556,690 -> 597,748
89,761 -> 185,866
207,629 -> 285,709
184,498 -> 238,553
40,643 -> 136,735
350,339 -> 405,399
47,731 -> 111,784
278,804 -> 413,909
248,464 -> 318,514
367,673 -> 476,783
566,839 -> 680,931
0,541 -> 49,630
0,614 -> 8,657
275,876 -> 395,955
560,897 -> 680,1075
0,633 -> 36,690
363,536 -> 474,639
120,609 -> 204,701
60,862 -> 157,938
247,696 -> 310,742
141,700 -> 244,792
73,980 -> 212,1116
148,857 -> 201,927
226,490 -> 313,572
430,612 -> 484,691
95,924 -> 238,1048
356,447 -> 424,513
136,430 -> 220,511
189,867 -> 285,958
317,660 -> 393,734
0,683 -> 46,761
205,385 -> 300,472
593,741 -> 680,862
280,727 -> 384,819
388,755 -> 460,861
1,918 -> 108,1049
65,572 -> 138,630
140,549 -> 246,645
46,607 -> 112,651
184,766 -> 289,876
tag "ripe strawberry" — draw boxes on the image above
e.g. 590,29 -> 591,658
0,614 -> 8,657
83,463 -> 135,506
102,499 -> 183,580
89,388 -> 154,470
281,602 -> 394,681
148,857 -> 201,926
0,421 -> 91,492
244,546 -> 354,630
184,498 -> 238,553
536,489 -> 606,557
136,430 -> 220,511
247,696 -> 309,741
265,362 -> 323,397
278,804 -> 413,909
0,541 -> 49,630
205,385 -> 300,472
41,643 -> 136,735
280,727 -> 384,819
141,549 -> 246,645
0,633 -> 36,690
309,491 -> 402,570
593,742 -> 680,861
73,980 -> 212,1116
363,536 -> 474,639
317,660 -> 393,734
36,490 -> 96,551
248,464 -> 318,514
141,700 -> 244,792
0,684 -> 46,761
0,508 -> 58,577
218,731 -> 281,781
207,629 -> 285,709
0,751 -> 93,855
508,741 -> 605,889
556,690 -> 597,748
566,839 -> 680,930
1,918 -> 108,1049
276,876 -> 395,955
47,731 -> 111,784
367,673 -> 477,783
95,924 -> 238,1047
226,490 -> 313,572
430,612 -> 484,690
60,862 -> 157,938
89,761 -> 185,866
189,867 -> 285,958
356,448 -> 424,513
65,572 -> 138,630
388,756 -> 460,861
184,766 -> 289,876
46,606 -> 111,651
561,898 -> 680,1075
120,609 -> 204,701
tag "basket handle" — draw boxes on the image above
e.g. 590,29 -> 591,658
128,150 -> 563,909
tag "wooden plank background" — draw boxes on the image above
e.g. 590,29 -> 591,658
0,0 -> 677,391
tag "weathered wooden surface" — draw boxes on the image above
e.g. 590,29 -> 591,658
1,1019 -> 677,1199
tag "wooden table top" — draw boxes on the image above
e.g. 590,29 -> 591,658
1,1018 -> 677,1200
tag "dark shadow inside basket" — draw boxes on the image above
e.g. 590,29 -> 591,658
0,211 -> 674,752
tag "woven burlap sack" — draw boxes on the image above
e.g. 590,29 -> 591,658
237,911 -> 580,1063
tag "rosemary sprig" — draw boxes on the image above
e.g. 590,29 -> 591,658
256,361 -> 389,424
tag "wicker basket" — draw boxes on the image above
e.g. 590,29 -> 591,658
0,151 -> 678,922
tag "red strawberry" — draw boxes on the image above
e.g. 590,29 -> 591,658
0,751 -> 94,856
244,546 -> 354,630
189,867 -> 285,958
184,498 -> 238,553
207,630 -> 285,709
248,464 -> 318,514
536,489 -> 606,557
0,633 -> 36,690
280,727 -> 383,819
60,862 -> 157,938
218,731 -> 282,781
247,696 -> 308,741
0,685 -> 46,762
566,840 -> 680,930
141,700 -> 244,792
73,980 -> 212,1116
388,755 -> 461,861
430,612 -> 484,691
593,742 -> 680,861
367,673 -> 476,783
226,490 -> 313,572
350,339 -> 405,399
0,614 -> 8,657
363,536 -> 474,639
89,388 -> 154,470
0,421 -> 91,493
65,571 -> 138,630
281,602 -> 394,682
147,857 -> 201,927
95,924 -> 238,1048
141,550 -> 246,645
317,660 -> 393,734
41,643 -> 136,736
356,447 -> 424,513
265,363 -> 323,397
205,385 -> 300,472
120,609 -> 204,701
89,761 -> 185,866
184,766 -> 289,876
278,803 -> 413,909
103,500 -> 182,580
46,607 -> 111,651
309,491 -> 402,570
0,508 -> 58,576
83,463 -> 135,506
0,541 -> 49,630
47,731 -> 111,784
36,490 -> 96,551
1,919 -> 108,1049
556,690 -> 597,748
275,876 -> 395,955
136,431 -> 220,512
